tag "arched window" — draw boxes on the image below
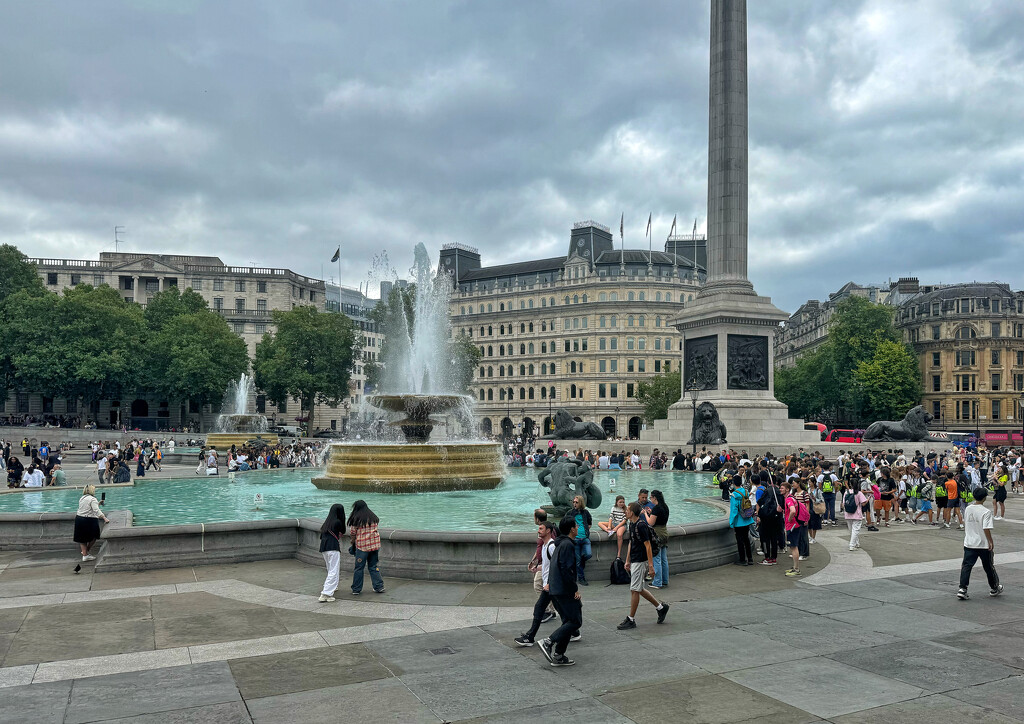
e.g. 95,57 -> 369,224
487,303 -> 493,312
479,346 -> 485,356
639,292 -> 645,301
541,298 -> 546,307
508,387 -> 514,400
520,343 -> 526,354
582,294 -> 588,303
520,301 -> 525,309
528,363 -> 534,375
528,322 -> 534,332
628,291 -> 635,301
480,326 -> 485,336
638,316 -> 645,327
572,318 -> 580,329
570,384 -> 577,398
520,323 -> 526,333
665,293 -> 671,302
628,315 -> 635,327
487,325 -> 493,335
541,387 -> 547,399
499,344 -> 505,356
655,338 -> 662,350
461,306 -> 466,315
499,324 -> 504,335
528,342 -> 534,354
610,292 -> 618,301
564,296 -> 570,305
550,363 -> 556,374
550,297 -> 555,306
487,346 -> 493,356
499,303 -> 505,311
520,364 -> 526,376
573,295 -> 579,304
638,338 -> 646,350
499,365 -> 505,377
600,316 -> 606,328
549,385 -> 556,399
570,361 -> 577,374
528,387 -> 535,399
499,388 -> 505,401
479,389 -> 485,401
487,366 -> 493,377
541,342 -> 547,354
479,366 -> 485,378
487,388 -> 493,401
468,305 -> 474,314
528,299 -> 534,308
541,321 -> 547,332
519,387 -> 526,400
955,326 -> 976,339
599,292 -> 607,301
655,292 -> 661,302
688,294 -> 693,302
655,316 -> 661,327
627,338 -> 635,350
611,315 -> 617,328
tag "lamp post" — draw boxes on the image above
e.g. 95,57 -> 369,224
686,377 -> 701,455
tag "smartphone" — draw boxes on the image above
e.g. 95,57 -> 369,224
100,492 -> 106,506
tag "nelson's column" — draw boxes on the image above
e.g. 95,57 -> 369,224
642,0 -> 820,450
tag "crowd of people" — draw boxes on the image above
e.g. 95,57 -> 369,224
2,437 -> 70,487
195,440 -> 327,475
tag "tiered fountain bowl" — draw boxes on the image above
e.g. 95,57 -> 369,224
312,394 -> 504,493
206,414 -> 278,451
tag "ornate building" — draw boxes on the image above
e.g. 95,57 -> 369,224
893,280 -> 1024,443
444,221 -> 706,440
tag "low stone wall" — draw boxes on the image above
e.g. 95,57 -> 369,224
0,510 -> 132,551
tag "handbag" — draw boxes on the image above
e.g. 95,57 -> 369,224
813,501 -> 826,515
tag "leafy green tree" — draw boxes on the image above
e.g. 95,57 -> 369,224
143,288 -> 249,411
854,340 -> 922,422
253,306 -> 356,435
451,332 -> 483,395
0,244 -> 45,306
636,369 -> 681,423
3,285 -> 146,410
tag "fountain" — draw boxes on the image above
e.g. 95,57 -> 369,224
312,244 -> 504,493
205,373 -> 279,451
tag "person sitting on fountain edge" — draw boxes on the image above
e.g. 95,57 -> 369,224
571,495 -> 593,586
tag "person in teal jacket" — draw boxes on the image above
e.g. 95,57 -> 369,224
729,484 -> 755,565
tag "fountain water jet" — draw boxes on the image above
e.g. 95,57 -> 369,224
206,373 -> 278,450
312,244 -> 503,492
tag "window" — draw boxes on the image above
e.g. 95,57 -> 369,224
235,280 -> 245,292
192,278 -> 203,290
627,383 -> 634,397
638,316 -> 645,327
638,292 -> 645,302
255,323 -> 267,335
638,359 -> 646,372
213,297 -> 224,311
992,349 -> 1001,365
955,374 -> 976,392
993,399 -> 1002,420
1016,373 -> 1024,392
257,299 -> 267,312
278,400 -> 287,413
955,350 -> 976,366
933,400 -> 941,420
665,360 -> 671,372
599,292 -> 607,302
541,387 -> 547,399
70,273 -> 82,285
93,274 -> 105,286
599,384 -> 607,399
933,375 -> 941,392
627,359 -> 634,373
655,316 -> 661,328
627,338 -> 635,350
992,322 -> 1001,338
932,352 -> 940,367
599,338 -> 606,351
628,316 -> 635,327
955,326 -> 976,340
520,364 -> 526,376
233,322 -> 245,334
235,298 -> 245,312
1018,351 -> 1024,366
628,292 -> 635,301
932,325 -> 940,340
257,281 -> 267,293
213,279 -> 224,291
609,360 -> 618,373
611,316 -> 617,328
46,273 -> 58,285
599,360 -> 607,373
610,338 -> 618,350
610,383 -> 618,398
638,338 -> 646,350
992,373 -> 1001,391
610,292 -> 617,301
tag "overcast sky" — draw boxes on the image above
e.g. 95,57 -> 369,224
1,0 -> 1022,312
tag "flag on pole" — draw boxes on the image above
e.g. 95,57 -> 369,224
692,218 -> 697,235
645,213 -> 652,238
619,213 -> 624,240
669,215 -> 677,238
330,247 -> 340,263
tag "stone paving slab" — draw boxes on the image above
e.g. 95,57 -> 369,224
826,578 -> 949,604
597,672 -> 819,724
187,630 -> 327,664
723,656 -> 924,719
456,697 -> 633,723
228,642 -> 391,699
826,603 -> 987,638
367,626 -> 508,676
0,679 -> 71,724
830,693 -> 1023,723
929,628 -> 1024,669
0,575 -> 93,598
94,701 -> 254,723
951,675 -> 1024,721
736,612 -> 902,654
903,591 -> 1024,624
247,677 -> 440,724
33,647 -> 192,684
648,626 -> 810,674
5,617 -> 156,667
752,586 -> 881,614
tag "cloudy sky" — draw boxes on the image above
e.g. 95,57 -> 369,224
1,0 -> 1022,312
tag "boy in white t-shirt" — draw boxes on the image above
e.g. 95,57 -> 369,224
957,487 -> 1002,600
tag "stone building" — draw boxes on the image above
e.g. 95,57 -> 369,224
325,283 -> 384,426
893,280 -> 1024,442
775,282 -> 889,368
6,251 -> 363,433
444,221 -> 706,440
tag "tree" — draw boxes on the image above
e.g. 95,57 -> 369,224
451,332 -> 483,395
0,244 -> 44,306
253,306 -> 356,435
143,288 -> 249,411
636,369 -> 681,423
3,285 -> 146,411
854,340 -> 922,422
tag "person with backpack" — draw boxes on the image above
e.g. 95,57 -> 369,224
643,490 -> 670,588
957,487 -> 1002,600
617,502 -> 670,629
781,480 -> 808,577
912,472 -> 936,525
756,471 -> 783,566
538,516 -> 582,667
515,522 -> 561,647
842,478 -> 869,550
817,463 -> 839,526
729,476 -> 755,565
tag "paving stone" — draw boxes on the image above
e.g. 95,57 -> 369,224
23,596 -> 152,627
399,658 -> 585,721
903,591 -> 1024,625
0,679 -> 71,723
0,606 -> 29,633
952,675 -> 1024,720
95,701 -> 253,723
33,647 -> 191,684
0,563 -> 79,581
598,672 -> 819,724
929,628 -> 1024,669
736,613 -> 901,654
188,631 -> 327,664
648,626 -> 810,674
684,595 -> 814,626
228,642 -> 390,699
0,575 -> 92,598
90,567 -> 198,591
374,580 -> 478,606
63,585 -> 178,604
459,582 -> 547,608
455,696 -> 632,723
247,677 -> 440,723
723,656 -> 923,719
367,626 -> 509,675
318,619 -> 423,646
752,587 -> 882,614
830,692 -> 1021,724
828,639 -> 1022,693
828,579 -> 948,604
64,661 -> 242,724
271,608 -> 390,634
4,618 -> 155,667
149,591 -> 268,619
0,663 -> 37,688
826,603 -> 986,638
153,605 -> 289,648
409,605 -> 497,632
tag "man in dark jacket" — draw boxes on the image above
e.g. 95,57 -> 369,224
539,516 -> 582,667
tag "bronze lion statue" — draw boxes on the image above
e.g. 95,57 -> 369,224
863,405 -> 939,442
549,408 -> 606,440
687,401 -> 727,446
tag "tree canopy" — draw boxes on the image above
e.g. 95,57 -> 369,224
636,369 -> 681,423
254,305 -> 356,434
0,244 -> 45,307
775,296 -> 921,425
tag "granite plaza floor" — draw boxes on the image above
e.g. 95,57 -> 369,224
2,495 -> 1024,722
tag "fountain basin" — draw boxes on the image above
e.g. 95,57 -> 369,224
205,433 -> 279,451
312,441 -> 503,492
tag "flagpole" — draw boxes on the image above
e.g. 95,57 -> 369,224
619,213 -> 625,276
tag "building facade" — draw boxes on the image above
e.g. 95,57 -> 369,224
325,283 -> 384,422
444,221 -> 706,440
775,282 -> 889,368
893,280 -> 1024,442
6,251 -> 365,433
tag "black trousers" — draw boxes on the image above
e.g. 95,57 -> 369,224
960,547 -> 999,591
733,526 -> 752,562
525,590 -> 551,639
760,516 -> 781,560
797,524 -> 810,558
549,594 -> 582,655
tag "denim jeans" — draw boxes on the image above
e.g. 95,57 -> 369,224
573,538 -> 592,579
651,545 -> 669,586
352,548 -> 384,593
822,492 -> 836,522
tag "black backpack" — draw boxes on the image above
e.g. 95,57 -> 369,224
632,520 -> 659,557
758,486 -> 780,518
610,557 -> 630,584
843,490 -> 859,514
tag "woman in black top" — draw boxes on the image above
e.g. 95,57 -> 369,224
643,490 -> 670,588
318,503 -> 346,602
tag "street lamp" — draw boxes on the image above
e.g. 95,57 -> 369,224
686,376 -> 701,455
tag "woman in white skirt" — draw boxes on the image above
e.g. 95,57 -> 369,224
317,504 -> 346,602
74,485 -> 109,562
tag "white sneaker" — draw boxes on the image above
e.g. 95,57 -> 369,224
318,594 -> 335,602
82,555 -> 96,562
809,538 -> 817,544
798,556 -> 809,561
849,547 -> 857,551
